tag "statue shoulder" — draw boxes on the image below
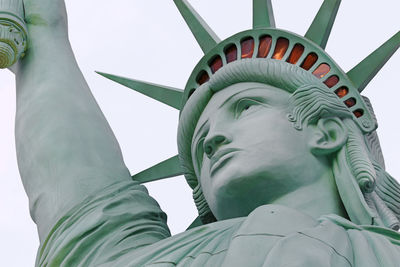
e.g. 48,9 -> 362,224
320,214 -> 400,266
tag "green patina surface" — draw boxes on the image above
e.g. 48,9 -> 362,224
1,0 -> 400,266
24,13 -> 47,26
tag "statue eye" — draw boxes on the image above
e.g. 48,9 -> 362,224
235,98 -> 262,118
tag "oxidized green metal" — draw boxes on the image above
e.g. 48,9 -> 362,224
3,0 -> 400,266
99,0 -> 400,230
96,71 -> 184,110
348,32 -> 400,92
181,28 -> 377,132
304,0 -> 341,49
252,0 -> 275,29
173,0 -> 220,54
99,0 -> 399,182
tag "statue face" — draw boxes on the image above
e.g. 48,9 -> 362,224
192,82 -> 327,220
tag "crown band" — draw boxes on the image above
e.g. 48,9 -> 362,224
181,29 -> 375,133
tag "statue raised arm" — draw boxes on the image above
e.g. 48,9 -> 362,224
3,0 -> 400,266
9,0 -> 169,245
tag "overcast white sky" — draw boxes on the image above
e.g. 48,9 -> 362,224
0,0 -> 399,265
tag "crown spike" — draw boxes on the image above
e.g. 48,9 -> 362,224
132,155 -> 184,183
187,216 -> 203,230
253,0 -> 275,29
347,31 -> 400,93
173,0 -> 220,54
305,0 -> 341,49
96,71 -> 183,110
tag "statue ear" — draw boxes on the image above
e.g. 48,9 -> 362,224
309,117 -> 348,156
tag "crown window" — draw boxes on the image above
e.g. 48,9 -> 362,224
312,63 -> 330,78
241,37 -> 255,59
353,109 -> 364,118
197,70 -> 210,85
257,35 -> 272,58
301,52 -> 318,70
272,37 -> 289,60
210,55 -> 223,74
225,44 -> 238,63
335,86 -> 348,98
324,75 -> 339,88
344,97 -> 356,108
286,43 -> 304,64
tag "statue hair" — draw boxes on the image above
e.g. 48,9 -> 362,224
177,59 -> 400,229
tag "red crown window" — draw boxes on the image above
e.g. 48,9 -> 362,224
353,109 -> 364,118
197,70 -> 210,85
286,44 -> 304,64
241,38 -> 255,59
210,56 -> 223,74
225,44 -> 237,63
344,97 -> 356,108
301,53 -> 318,70
324,75 -> 339,88
312,63 -> 330,79
335,86 -> 348,98
257,35 -> 272,58
272,38 -> 289,60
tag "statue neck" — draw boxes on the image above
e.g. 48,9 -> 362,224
270,169 -> 348,220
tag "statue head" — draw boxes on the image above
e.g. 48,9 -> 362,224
172,1 -> 400,228
99,0 -> 400,229
183,60 -> 351,222
178,57 -> 400,230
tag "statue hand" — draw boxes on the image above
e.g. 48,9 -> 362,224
6,0 -> 69,73
23,0 -> 68,32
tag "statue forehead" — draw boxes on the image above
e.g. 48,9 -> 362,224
195,82 -> 290,132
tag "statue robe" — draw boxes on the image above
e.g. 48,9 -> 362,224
36,181 -> 400,266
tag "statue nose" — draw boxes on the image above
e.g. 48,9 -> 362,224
204,134 -> 229,158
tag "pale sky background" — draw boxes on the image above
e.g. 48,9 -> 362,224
0,0 -> 399,265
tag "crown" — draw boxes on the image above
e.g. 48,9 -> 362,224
97,0 -> 399,185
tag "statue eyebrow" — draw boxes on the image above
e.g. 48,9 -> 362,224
194,87 -> 270,139
217,87 -> 261,109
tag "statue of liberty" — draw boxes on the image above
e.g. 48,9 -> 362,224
1,0 -> 400,266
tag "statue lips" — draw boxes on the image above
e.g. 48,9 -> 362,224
210,148 -> 241,176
